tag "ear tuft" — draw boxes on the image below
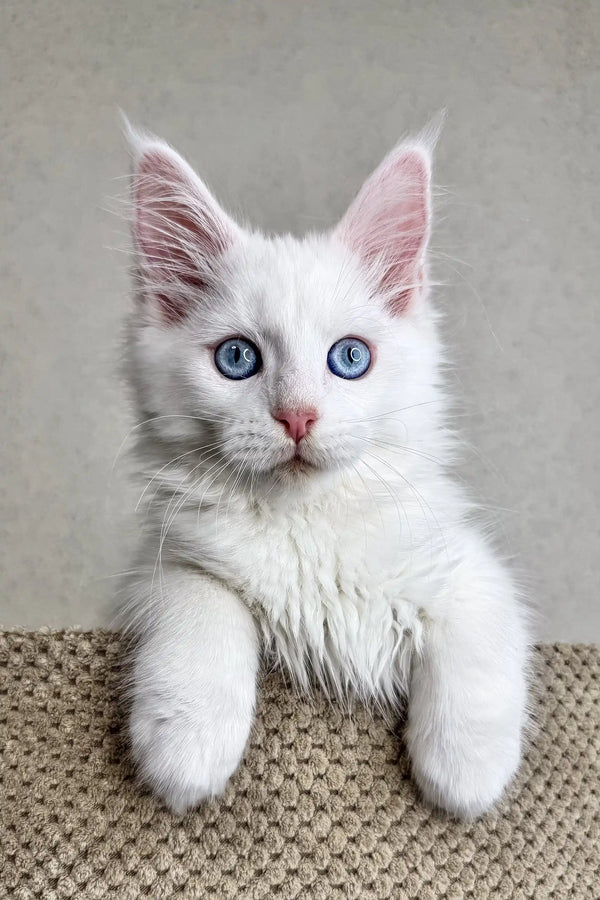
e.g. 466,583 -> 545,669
125,122 -> 238,324
335,138 -> 433,314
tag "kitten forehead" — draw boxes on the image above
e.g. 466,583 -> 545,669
210,232 -> 387,346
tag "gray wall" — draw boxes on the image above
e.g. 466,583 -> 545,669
1,1 -> 598,640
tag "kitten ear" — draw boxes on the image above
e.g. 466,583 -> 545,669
334,141 -> 432,314
127,126 -> 240,324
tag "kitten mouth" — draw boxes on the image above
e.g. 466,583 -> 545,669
278,450 -> 318,474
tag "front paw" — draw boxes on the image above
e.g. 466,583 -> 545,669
407,728 -> 521,820
130,696 -> 252,814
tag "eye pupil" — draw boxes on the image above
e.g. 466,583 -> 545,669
328,338 -> 371,380
215,338 -> 261,380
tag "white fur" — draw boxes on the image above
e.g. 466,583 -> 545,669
118,124 -> 531,819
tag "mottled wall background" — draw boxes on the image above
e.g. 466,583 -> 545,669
1,1 -> 598,639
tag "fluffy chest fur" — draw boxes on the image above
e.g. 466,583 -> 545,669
164,477 -> 451,703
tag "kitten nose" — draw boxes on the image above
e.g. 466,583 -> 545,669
273,409 -> 318,443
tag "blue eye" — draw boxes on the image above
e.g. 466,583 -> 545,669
214,338 -> 261,380
327,338 -> 371,379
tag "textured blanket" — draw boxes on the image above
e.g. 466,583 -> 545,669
1,632 -> 598,898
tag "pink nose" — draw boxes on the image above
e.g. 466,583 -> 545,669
273,409 -> 318,443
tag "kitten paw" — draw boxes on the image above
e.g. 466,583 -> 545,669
408,730 -> 521,820
130,698 -> 252,814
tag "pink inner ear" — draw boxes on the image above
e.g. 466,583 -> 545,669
134,148 -> 231,323
337,149 -> 430,314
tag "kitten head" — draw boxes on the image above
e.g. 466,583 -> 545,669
126,125 -> 444,499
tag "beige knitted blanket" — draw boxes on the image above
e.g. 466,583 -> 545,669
1,632 -> 598,898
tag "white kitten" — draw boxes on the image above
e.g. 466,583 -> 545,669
119,123 -> 531,819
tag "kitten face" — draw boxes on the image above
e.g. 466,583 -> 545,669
127,128 -> 440,495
